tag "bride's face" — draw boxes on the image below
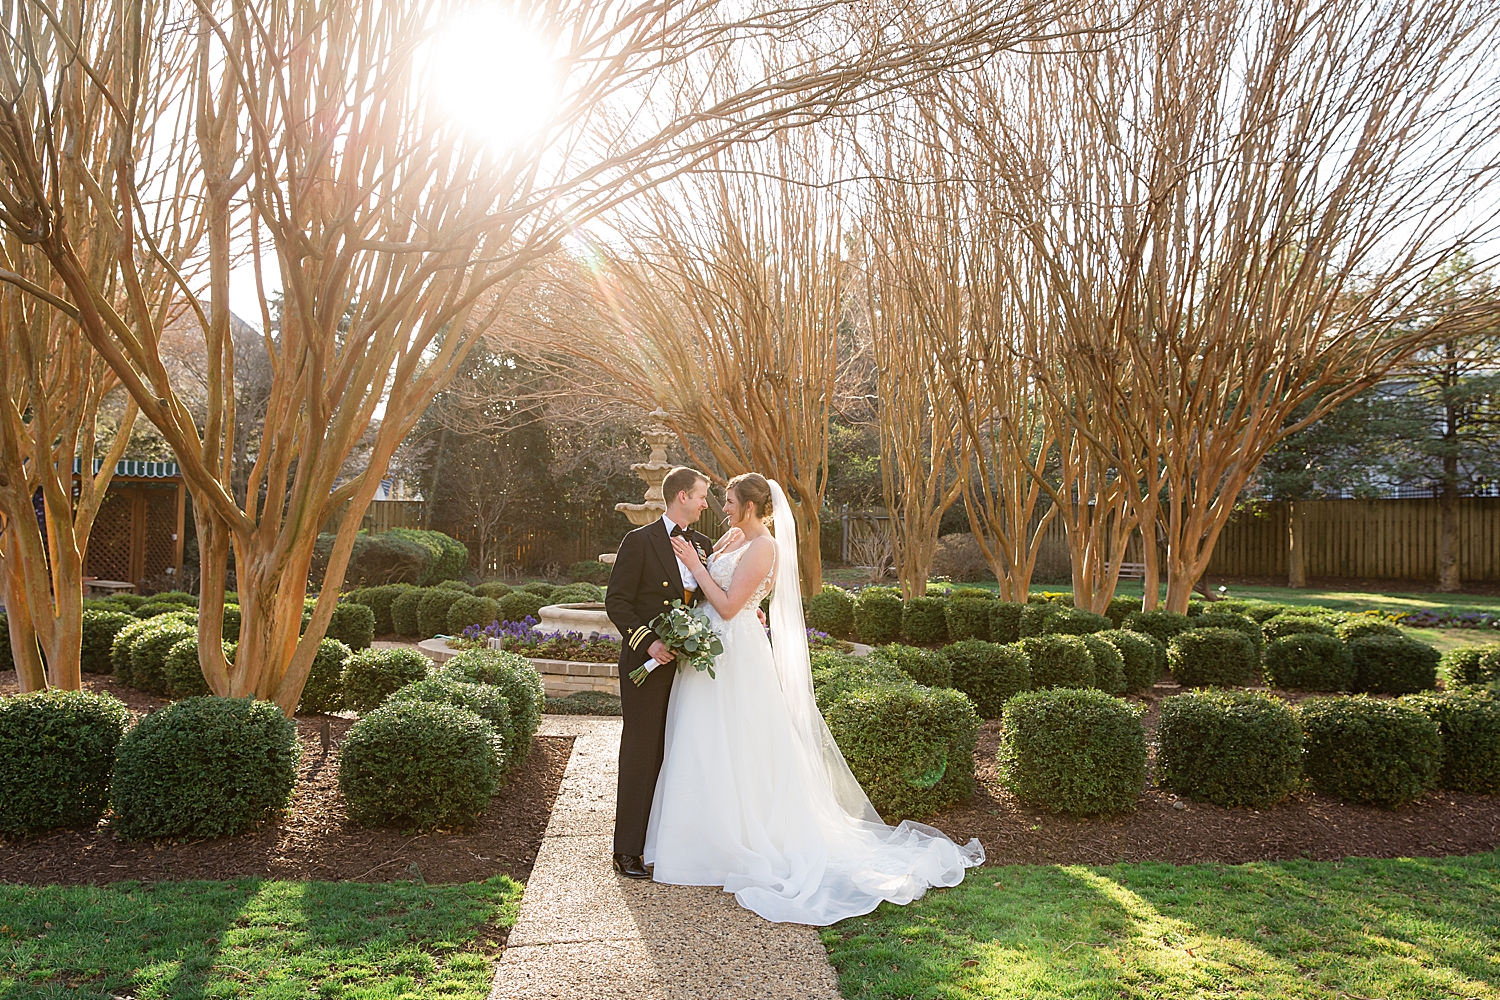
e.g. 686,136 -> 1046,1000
723,488 -> 744,526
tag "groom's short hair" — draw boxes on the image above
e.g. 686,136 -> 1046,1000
662,466 -> 708,506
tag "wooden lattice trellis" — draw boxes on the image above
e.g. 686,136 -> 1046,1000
79,467 -> 185,590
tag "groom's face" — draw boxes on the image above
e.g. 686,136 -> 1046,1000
670,479 -> 710,525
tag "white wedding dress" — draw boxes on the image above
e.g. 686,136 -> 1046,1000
643,481 -> 983,925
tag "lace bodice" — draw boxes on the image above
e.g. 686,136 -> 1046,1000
707,543 -> 775,611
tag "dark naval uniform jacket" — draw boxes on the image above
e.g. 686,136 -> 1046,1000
605,516 -> 714,856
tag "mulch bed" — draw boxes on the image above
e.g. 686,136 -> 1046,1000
929,681 -> 1500,867
0,671 -> 571,888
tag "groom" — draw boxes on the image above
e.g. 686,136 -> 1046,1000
605,466 -> 714,879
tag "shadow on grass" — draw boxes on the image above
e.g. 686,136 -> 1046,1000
823,853 -> 1500,999
0,876 -> 521,1000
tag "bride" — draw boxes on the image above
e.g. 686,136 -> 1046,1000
647,472 -> 983,925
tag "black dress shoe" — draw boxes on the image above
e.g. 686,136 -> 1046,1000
612,853 -> 650,879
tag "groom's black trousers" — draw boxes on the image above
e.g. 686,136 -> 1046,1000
614,660 -> 675,855
605,518 -> 714,856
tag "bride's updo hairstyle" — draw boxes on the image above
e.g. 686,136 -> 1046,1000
727,473 -> 774,524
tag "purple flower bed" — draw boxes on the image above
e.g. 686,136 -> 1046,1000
448,616 -> 622,663
1400,609 -> 1500,630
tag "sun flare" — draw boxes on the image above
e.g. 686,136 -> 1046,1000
430,9 -> 558,149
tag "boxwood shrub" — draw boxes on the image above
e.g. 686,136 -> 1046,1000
1104,595 -> 1139,628
989,602 -> 1025,644
868,643 -> 953,689
1155,690 -> 1302,807
1121,609 -> 1192,646
1349,634 -> 1439,695
519,581 -> 556,598
901,596 -> 948,646
942,640 -> 1030,718
1080,635 -> 1126,695
338,700 -> 500,830
165,637 -> 224,698
110,617 -> 156,686
1019,635 -> 1095,690
1261,613 -> 1336,641
341,646 -> 432,713
1262,633 -> 1355,691
417,589 -> 467,639
437,579 -> 474,594
1402,692 -> 1500,795
326,601 -> 375,650
1298,695 -> 1441,807
350,583 -> 416,635
1193,611 -> 1264,657
1042,608 -> 1112,636
110,696 -> 300,839
497,590 -> 547,626
220,604 -> 242,643
1096,629 -> 1163,693
475,581 -> 513,599
0,690 -> 130,834
1168,627 -> 1257,689
1442,645 -> 1500,688
943,594 -> 993,642
390,588 -> 427,637
1334,617 -> 1403,642
998,688 -> 1146,816
447,595 -> 500,635
823,684 -> 980,821
1018,602 -> 1062,638
553,582 -> 604,603
389,676 -> 512,769
81,609 -> 138,674
806,585 -> 856,639
297,638 -> 353,715
811,654 -> 912,712
1259,603 -> 1307,622
130,619 -> 200,695
439,649 -> 546,772
567,559 -> 612,585
853,587 -> 904,645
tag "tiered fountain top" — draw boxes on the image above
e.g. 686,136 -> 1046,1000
615,407 -> 675,528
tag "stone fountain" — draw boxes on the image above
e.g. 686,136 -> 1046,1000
536,408 -> 676,641
613,407 -> 676,529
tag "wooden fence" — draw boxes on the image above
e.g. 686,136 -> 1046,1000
840,497 -> 1500,585
1206,498 -> 1500,582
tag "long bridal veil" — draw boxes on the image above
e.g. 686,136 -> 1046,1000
766,480 -> 887,824
764,480 -> 985,882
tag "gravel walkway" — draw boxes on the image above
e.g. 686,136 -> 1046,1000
489,715 -> 842,1000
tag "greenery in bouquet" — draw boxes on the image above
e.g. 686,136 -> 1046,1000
631,601 -> 723,685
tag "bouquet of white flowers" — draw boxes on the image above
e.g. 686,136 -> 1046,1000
629,600 -> 724,685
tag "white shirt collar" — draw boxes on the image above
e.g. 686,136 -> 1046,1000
661,512 -> 690,534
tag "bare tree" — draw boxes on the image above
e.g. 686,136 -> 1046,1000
0,0 -> 1084,711
856,116 -> 1061,601
531,128 -> 849,594
962,0 -> 1500,611
0,241 -> 139,691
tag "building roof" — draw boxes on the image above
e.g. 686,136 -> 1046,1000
73,458 -> 181,479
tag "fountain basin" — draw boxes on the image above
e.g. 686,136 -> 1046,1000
537,601 -> 619,638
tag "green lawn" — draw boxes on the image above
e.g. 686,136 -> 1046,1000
0,877 -> 521,999
824,853 -> 1500,999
